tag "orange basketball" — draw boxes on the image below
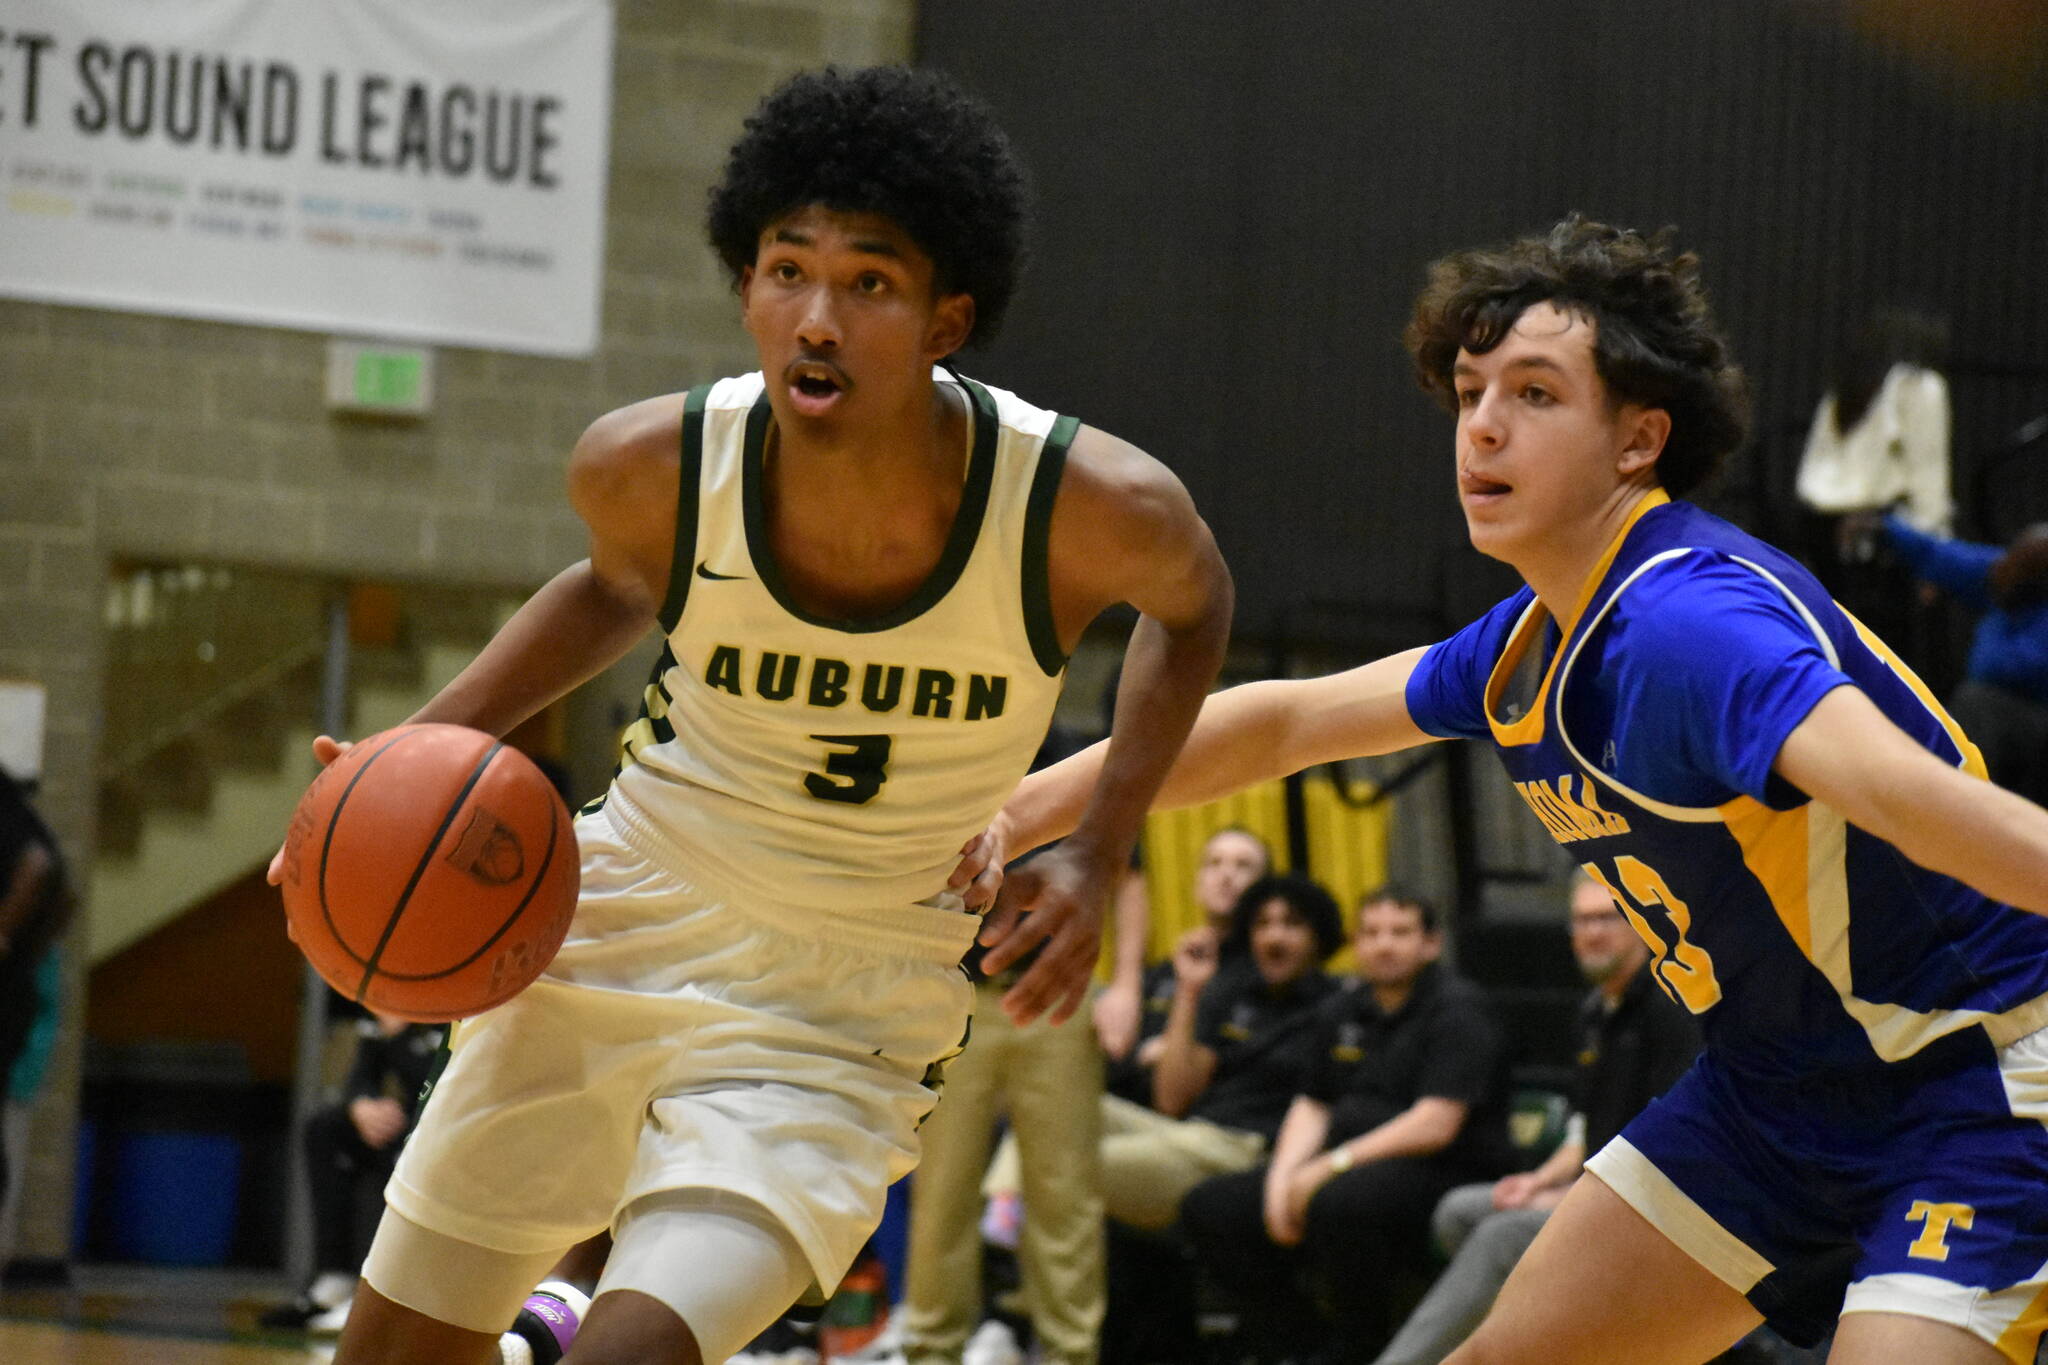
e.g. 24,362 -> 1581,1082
278,723 -> 580,1022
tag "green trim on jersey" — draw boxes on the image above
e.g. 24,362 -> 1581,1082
1021,413 -> 1078,677
738,377 -> 1000,634
656,384 -> 713,636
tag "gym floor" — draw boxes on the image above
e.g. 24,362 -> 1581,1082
1,1266 -> 333,1363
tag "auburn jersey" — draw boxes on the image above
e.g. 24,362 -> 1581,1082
598,369 -> 1070,912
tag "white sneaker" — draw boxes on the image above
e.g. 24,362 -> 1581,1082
831,1348 -> 906,1365
306,1296 -> 352,1335
961,1320 -> 1024,1365
307,1272 -> 355,1310
734,1349 -> 819,1365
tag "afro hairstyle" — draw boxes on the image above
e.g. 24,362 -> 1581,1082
706,66 -> 1030,346
1221,875 -> 1347,964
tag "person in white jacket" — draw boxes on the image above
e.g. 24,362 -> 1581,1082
1795,307 -> 1953,535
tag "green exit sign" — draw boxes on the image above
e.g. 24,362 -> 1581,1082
325,340 -> 434,416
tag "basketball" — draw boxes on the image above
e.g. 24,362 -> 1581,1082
277,723 -> 580,1022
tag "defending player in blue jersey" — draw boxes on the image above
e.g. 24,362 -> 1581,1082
964,217 -> 2048,1364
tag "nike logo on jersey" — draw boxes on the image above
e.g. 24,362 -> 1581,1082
695,561 -> 746,581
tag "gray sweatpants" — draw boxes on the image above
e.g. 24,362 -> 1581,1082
1371,1182 -> 1552,1365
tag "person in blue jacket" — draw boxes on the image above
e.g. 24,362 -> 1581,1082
1880,514 -> 2048,806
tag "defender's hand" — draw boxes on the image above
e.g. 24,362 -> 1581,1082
948,816 -> 1011,912
977,843 -> 1114,1027
267,735 -> 352,892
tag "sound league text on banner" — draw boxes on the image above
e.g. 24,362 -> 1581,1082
0,30 -> 564,187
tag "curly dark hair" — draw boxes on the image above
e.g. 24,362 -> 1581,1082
1221,874 -> 1346,964
706,66 -> 1030,345
1404,215 -> 1751,498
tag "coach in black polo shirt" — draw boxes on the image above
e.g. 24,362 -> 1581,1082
1098,874 -> 1344,1365
1180,888 -> 1509,1363
1100,875 -> 1345,1232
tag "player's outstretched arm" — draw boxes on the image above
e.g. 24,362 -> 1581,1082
408,397 -> 680,738
1776,685 -> 2048,914
976,425 -> 1233,1023
965,646 -> 1439,880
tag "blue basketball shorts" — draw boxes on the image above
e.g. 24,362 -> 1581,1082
1585,1025 -> 2048,1357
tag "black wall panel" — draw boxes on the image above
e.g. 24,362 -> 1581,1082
919,0 -> 2048,651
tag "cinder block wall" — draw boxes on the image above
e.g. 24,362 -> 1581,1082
0,0 -> 915,1264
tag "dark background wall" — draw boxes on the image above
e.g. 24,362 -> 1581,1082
919,0 -> 2048,657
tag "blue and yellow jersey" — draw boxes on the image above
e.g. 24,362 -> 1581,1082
1408,491 -> 2048,1083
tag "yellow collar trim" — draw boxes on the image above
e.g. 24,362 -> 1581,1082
1483,488 -> 1671,748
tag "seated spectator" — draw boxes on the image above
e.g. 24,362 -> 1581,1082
0,949 -> 61,1273
1100,874 -> 1345,1232
1096,875 -> 1341,1365
1180,888 -> 1509,1364
978,826 -> 1269,1306
1878,514 -> 2048,806
1371,872 -> 1700,1365
977,825 -> 1270,1248
261,1010 -> 445,1333
0,768 -> 73,1226
1103,826 -> 1272,1108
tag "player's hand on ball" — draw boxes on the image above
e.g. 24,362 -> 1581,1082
277,723 -> 579,1021
948,817 -> 1010,911
977,841 -> 1116,1027
266,735 -> 353,890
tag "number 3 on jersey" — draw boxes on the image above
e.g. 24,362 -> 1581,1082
1584,855 -> 1724,1013
806,733 -> 892,804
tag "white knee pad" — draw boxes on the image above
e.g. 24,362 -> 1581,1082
361,1207 -> 572,1335
596,1188 -> 815,1363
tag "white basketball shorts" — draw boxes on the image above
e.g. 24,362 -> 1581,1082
381,797 -> 978,1300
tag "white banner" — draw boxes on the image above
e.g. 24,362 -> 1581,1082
0,1 -> 612,355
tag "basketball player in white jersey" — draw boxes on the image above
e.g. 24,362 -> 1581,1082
282,67 -> 1233,1365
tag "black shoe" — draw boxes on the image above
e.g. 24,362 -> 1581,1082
257,1294 -> 324,1331
746,1316 -> 821,1353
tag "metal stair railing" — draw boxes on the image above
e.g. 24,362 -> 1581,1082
96,564 -> 328,785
